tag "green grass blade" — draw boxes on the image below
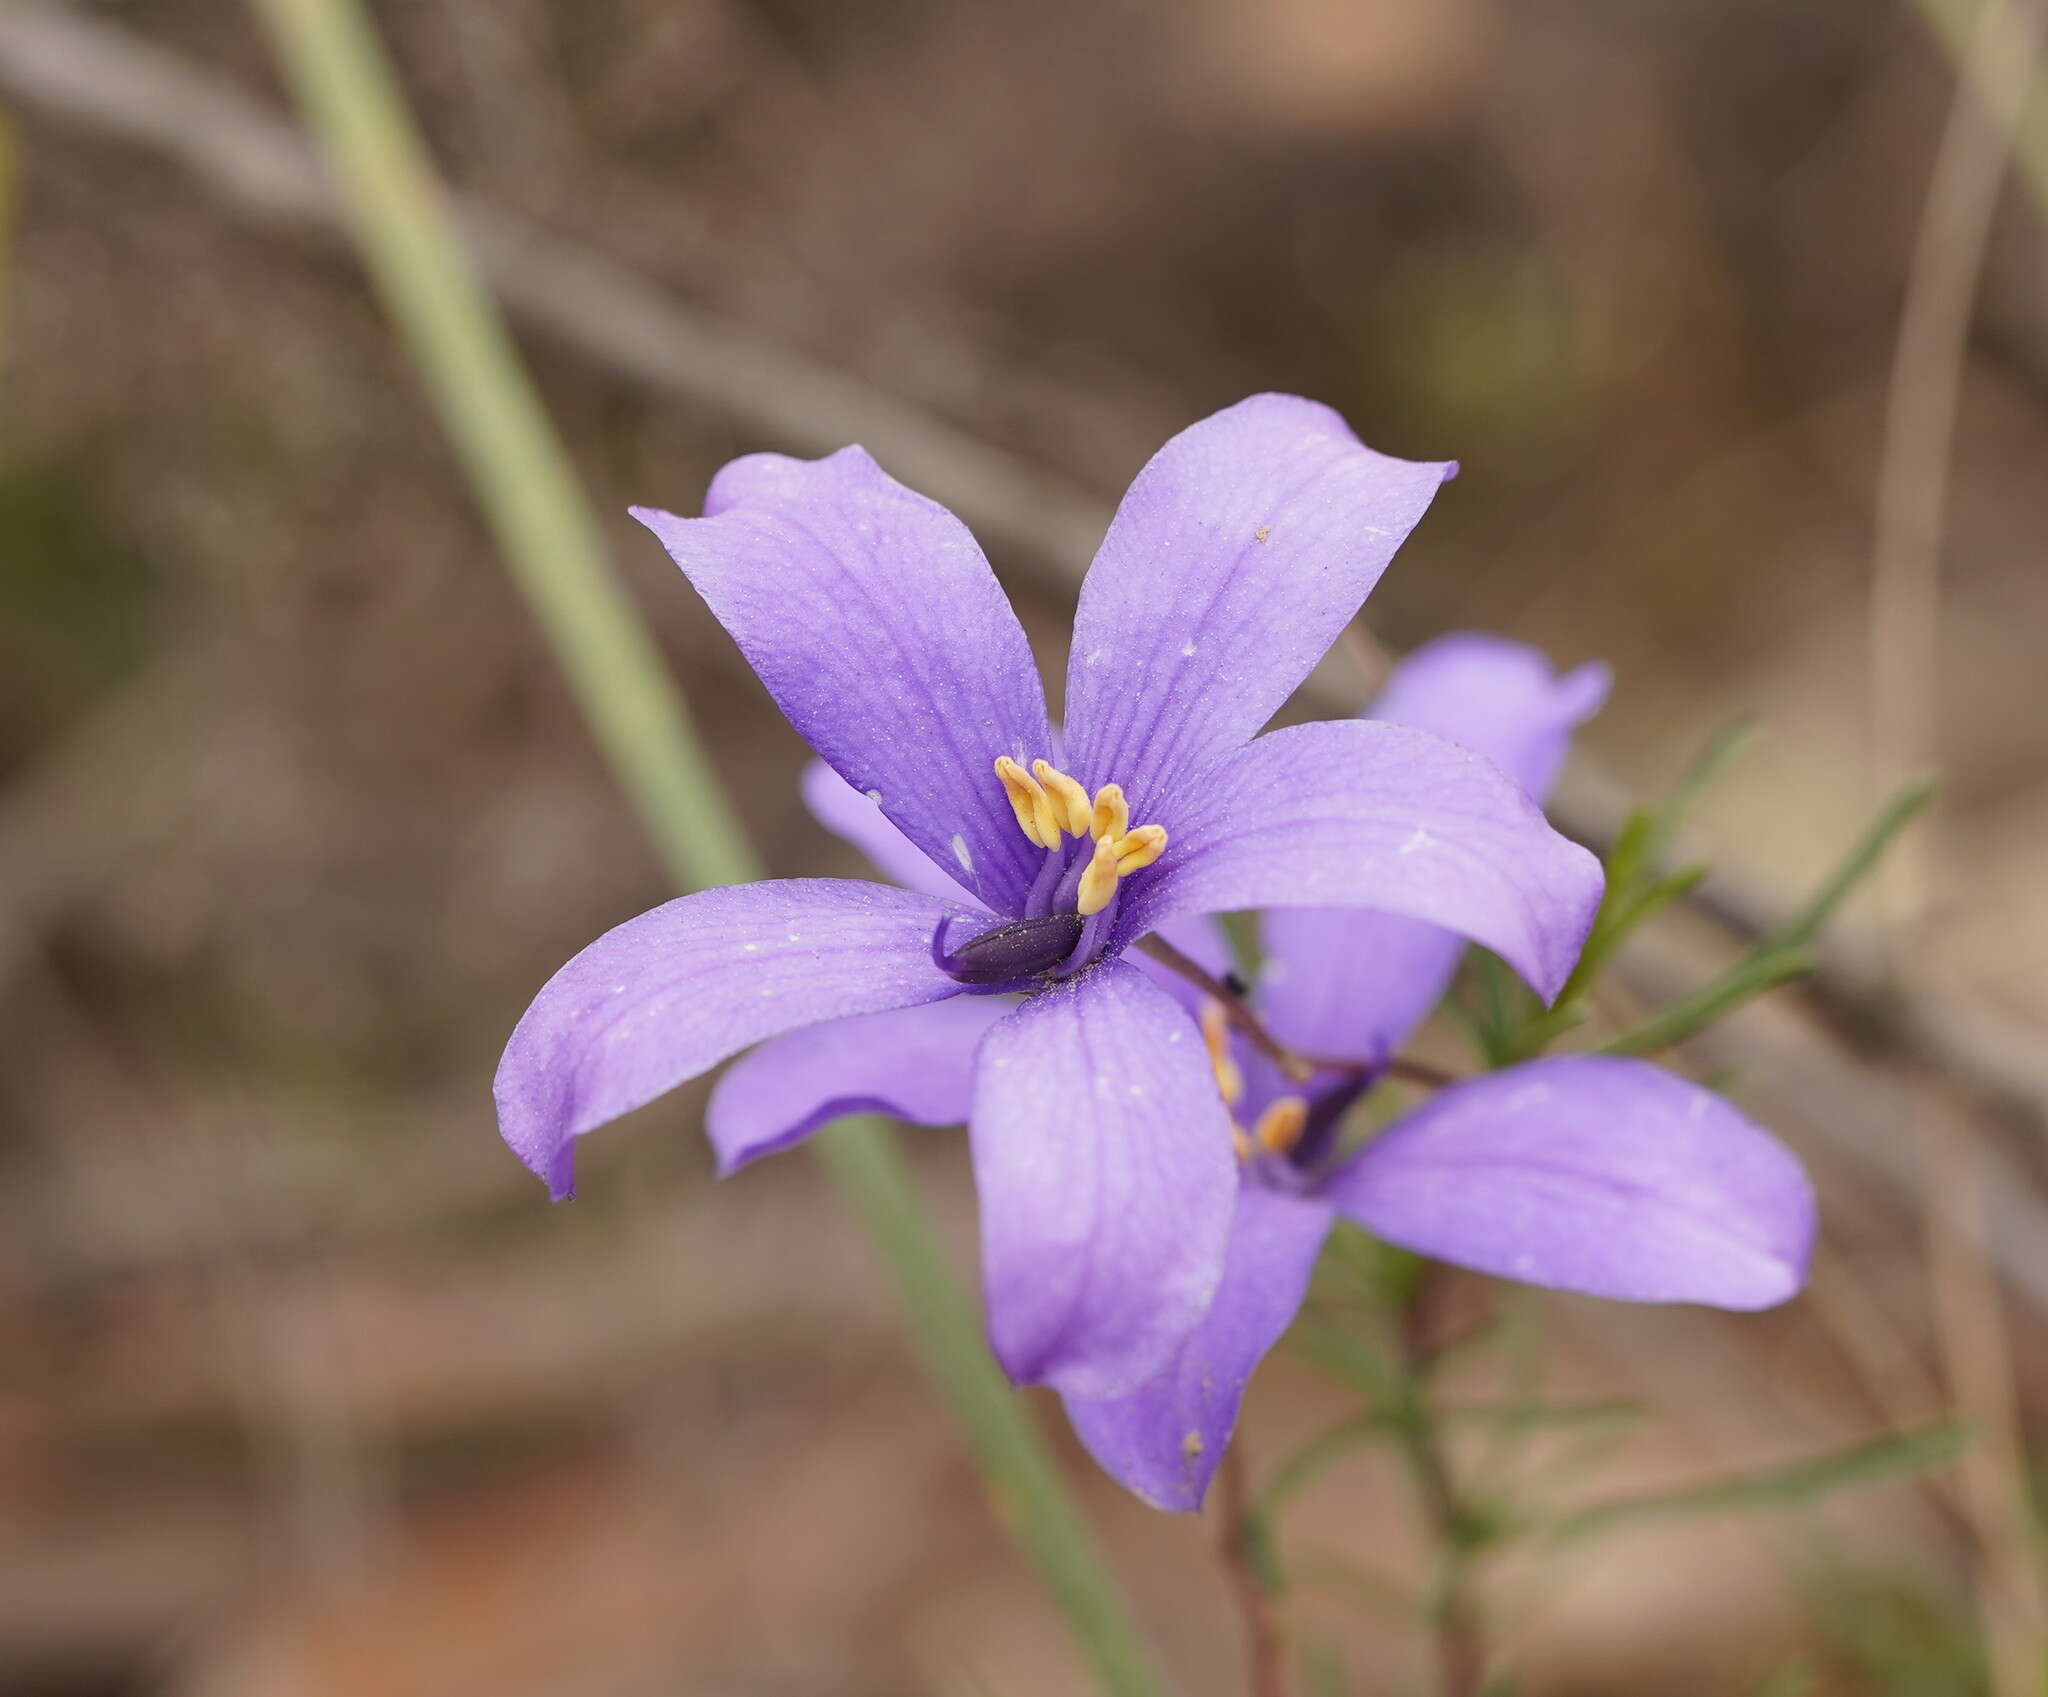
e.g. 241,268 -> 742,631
1641,716 -> 1757,869
245,2 -> 1167,1688
810,1121 -> 1169,1695
247,0 -> 749,892
1600,947 -> 1816,1057
1766,781 -> 1938,951
1545,1422 -> 1968,1546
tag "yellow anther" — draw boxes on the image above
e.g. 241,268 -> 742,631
996,757 -> 1165,912
1253,1095 -> 1311,1157
994,755 -> 1058,849
1198,999 -> 1244,1107
1076,834 -> 1122,916
1090,783 -> 1130,843
1032,760 -> 1094,839
1113,824 -> 1168,874
1232,1126 -> 1254,1163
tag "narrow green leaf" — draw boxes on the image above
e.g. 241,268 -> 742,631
1602,806 -> 1657,907
1520,722 -> 1753,1051
1499,996 -> 1590,1064
1642,716 -> 1758,868
1288,1551 -> 1414,1622
1293,1320 -> 1403,1403
1466,949 -> 1539,1066
1257,1412 -> 1392,1523
1613,861 -> 1711,937
1239,1506 -> 1287,1595
1544,1422 -> 1968,1545
1420,1311 -> 1513,1379
1767,781 -> 1937,951
1600,947 -> 1816,1057
1439,1398 -> 1645,1434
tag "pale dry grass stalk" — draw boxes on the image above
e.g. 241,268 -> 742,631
1871,2 -> 2048,1690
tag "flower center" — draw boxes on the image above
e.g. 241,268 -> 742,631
993,756 -> 1168,916
1200,998 -> 1309,1163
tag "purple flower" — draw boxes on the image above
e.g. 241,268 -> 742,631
1059,636 -> 1816,1509
494,396 -> 1603,1399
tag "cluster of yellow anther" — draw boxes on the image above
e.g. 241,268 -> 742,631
1199,1000 -> 1310,1161
994,756 -> 1168,916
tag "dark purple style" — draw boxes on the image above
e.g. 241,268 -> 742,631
495,396 -> 1606,1402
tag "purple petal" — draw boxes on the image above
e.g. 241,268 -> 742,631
972,959 -> 1239,1397
495,879 -> 979,1199
1322,1057 -> 1814,1309
1063,1184 -> 1333,1511
1260,635 -> 1609,1061
1125,720 -> 1603,1004
1062,394 -> 1452,818
1259,908 -> 1473,1070
632,449 -> 1052,913
801,759 -> 985,907
706,996 -> 1011,1174
1368,633 -> 1611,802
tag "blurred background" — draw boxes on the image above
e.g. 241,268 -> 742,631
2,0 -> 2046,1692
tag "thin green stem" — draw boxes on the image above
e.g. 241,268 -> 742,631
809,1123 -> 1168,1697
1394,1271 -> 1485,1697
248,0 -> 749,893
245,2 -> 1165,1690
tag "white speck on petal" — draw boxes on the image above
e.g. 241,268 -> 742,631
1512,1254 -> 1535,1275
865,789 -> 883,805
1085,647 -> 1107,666
742,942 -> 759,953
1180,642 -> 1197,657
952,833 -> 974,872
1398,826 -> 1432,856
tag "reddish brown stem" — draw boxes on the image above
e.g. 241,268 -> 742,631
1136,933 -> 1306,1079
1134,935 -> 1462,1096
1217,1439 -> 1289,1697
